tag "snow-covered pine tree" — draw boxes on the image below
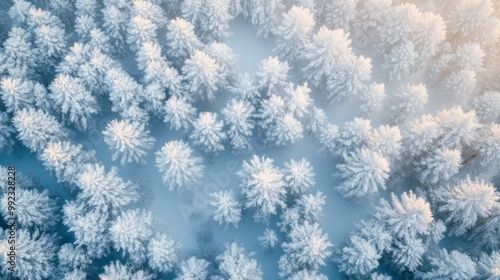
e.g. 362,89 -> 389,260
76,164 -> 137,214
351,0 -> 391,46
274,5 -> 315,64
390,237 -> 425,272
256,56 -> 289,96
382,41 -> 417,81
285,82 -> 313,119
164,96 -> 197,132
0,77 -> 35,112
289,270 -> 328,280
0,229 -> 58,280
33,24 -> 67,66
102,5 -> 128,55
279,221 -> 332,277
126,15 -> 158,52
49,74 -> 98,130
105,68 -> 144,115
258,228 -> 279,250
13,107 -> 68,153
210,190 -> 241,228
336,148 -> 390,199
58,243 -> 91,273
204,42 -> 238,83
99,261 -> 154,280
63,269 -> 87,280
268,112 -> 304,146
222,99 -> 254,152
1,188 -> 57,230
477,251 -> 500,279
229,73 -> 260,104
283,158 -> 315,194
466,123 -> 500,171
103,119 -> 155,165
237,155 -> 286,221
182,50 -> 225,101
110,209 -> 154,264
447,0 -> 500,47
198,0 -> 231,42
415,148 -> 461,185
418,249 -> 477,280
215,242 -> 263,280
190,112 -> 226,155
472,91 -> 500,123
0,112 -> 15,154
337,235 -> 380,276
250,0 -> 284,39
318,123 -> 340,155
175,257 -> 210,280
305,106 -> 327,137
374,191 -> 433,241
165,17 -> 202,65
359,82 -> 386,117
323,0 -> 357,31
436,177 -> 499,236
147,233 -> 180,273
368,125 -> 402,162
62,201 -> 111,258
0,27 -> 37,77
391,83 -> 428,123
296,191 -> 325,222
155,140 -> 205,191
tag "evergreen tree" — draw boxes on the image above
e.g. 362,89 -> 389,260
222,99 -> 255,152
258,228 -> 279,250
126,15 -> 158,52
437,177 -> 500,236
175,257 -> 210,280
285,82 -> 313,119
306,107 -> 327,137
279,221 -> 332,277
0,29 -> 35,77
391,83 -> 428,123
1,188 -> 57,230
49,74 -> 98,130
318,123 -> 340,156
147,233 -> 180,273
13,107 -> 68,153
256,56 -> 289,96
274,5 -> 315,64
110,209 -> 154,264
419,249 -> 477,280
0,112 -> 15,154
58,243 -> 91,272
182,50 -> 224,101
105,68 -> 143,115
76,164 -> 138,214
102,5 -> 128,55
323,0 -> 358,31
210,190 -> 241,228
415,148 -> 461,185
199,0 -> 232,42
382,41 -> 417,81
472,91 -> 500,123
374,191 -> 433,241
360,82 -> 386,117
390,237 -> 425,272
190,112 -> 226,155
99,261 -> 153,280
0,229 -> 58,280
229,73 -> 260,104
283,158 -> 315,194
155,140 -> 205,191
237,155 -> 286,221
103,119 -> 155,165
336,148 -> 390,198
296,191 -> 325,222
337,235 -> 380,276
165,17 -> 202,65
216,242 -> 263,280
0,77 -> 35,112
477,251 -> 500,279
250,0 -> 284,39
163,96 -> 197,132
62,201 -> 110,258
